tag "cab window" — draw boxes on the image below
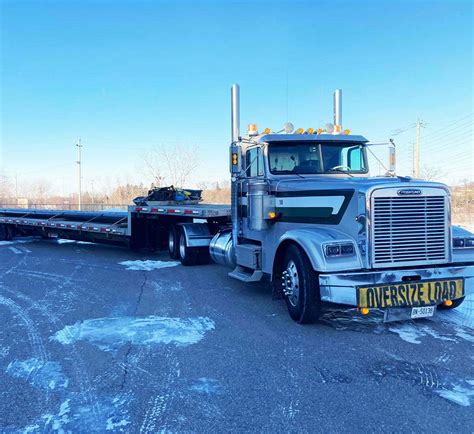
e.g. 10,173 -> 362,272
246,147 -> 264,177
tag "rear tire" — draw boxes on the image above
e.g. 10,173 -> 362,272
437,297 -> 465,310
279,244 -> 321,324
168,226 -> 180,259
178,231 -> 199,266
0,224 -> 12,241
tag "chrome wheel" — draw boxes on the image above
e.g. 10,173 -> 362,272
282,260 -> 300,307
179,233 -> 186,259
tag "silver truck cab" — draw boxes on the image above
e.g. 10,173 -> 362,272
209,84 -> 474,323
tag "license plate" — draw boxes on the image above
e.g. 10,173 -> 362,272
411,306 -> 435,319
357,278 -> 464,308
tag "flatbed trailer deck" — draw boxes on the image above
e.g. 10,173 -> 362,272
0,204 -> 231,249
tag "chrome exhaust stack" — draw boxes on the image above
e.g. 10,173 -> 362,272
231,84 -> 240,143
333,89 -> 342,132
229,84 -> 240,253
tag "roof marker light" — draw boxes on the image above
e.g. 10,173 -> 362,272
263,127 -> 271,134
316,128 -> 323,134
344,129 -> 351,135
325,123 -> 335,134
248,123 -> 259,136
305,128 -> 314,134
283,122 -> 294,134
296,128 -> 304,134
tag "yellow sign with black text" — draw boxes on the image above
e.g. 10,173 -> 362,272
357,279 -> 464,309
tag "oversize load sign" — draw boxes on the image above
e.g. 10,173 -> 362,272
357,279 -> 464,308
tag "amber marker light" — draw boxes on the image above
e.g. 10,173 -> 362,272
361,308 -> 369,315
444,300 -> 453,307
268,211 -> 277,219
263,128 -> 271,134
344,129 -> 351,135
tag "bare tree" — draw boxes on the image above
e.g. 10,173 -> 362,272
420,165 -> 446,181
0,171 -> 12,203
143,144 -> 199,188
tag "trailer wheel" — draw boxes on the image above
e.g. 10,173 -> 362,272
437,297 -> 465,310
0,224 -> 12,241
0,224 -> 7,241
280,244 -> 321,324
168,226 -> 180,259
178,231 -> 199,266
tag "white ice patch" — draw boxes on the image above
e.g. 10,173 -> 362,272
0,346 -> 10,359
189,378 -> 222,395
119,260 -> 180,271
0,237 -> 37,246
56,239 -> 95,245
51,316 -> 215,351
6,358 -> 69,390
435,384 -> 474,407
389,324 -> 455,344
151,281 -> 182,292
389,324 -> 424,344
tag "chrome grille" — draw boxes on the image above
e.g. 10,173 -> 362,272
371,192 -> 448,267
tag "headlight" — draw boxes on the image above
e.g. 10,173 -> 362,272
324,242 -> 355,257
453,237 -> 474,248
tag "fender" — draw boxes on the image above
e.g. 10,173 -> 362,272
273,228 -> 364,275
178,223 -> 213,247
452,224 -> 474,264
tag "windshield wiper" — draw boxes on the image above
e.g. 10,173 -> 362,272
328,168 -> 354,178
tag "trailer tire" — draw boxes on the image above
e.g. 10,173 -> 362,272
0,224 -> 7,241
178,231 -> 199,266
0,224 -> 12,241
168,226 -> 180,259
280,244 -> 321,324
437,296 -> 465,310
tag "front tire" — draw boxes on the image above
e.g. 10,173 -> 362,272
280,244 -> 321,324
438,297 -> 465,310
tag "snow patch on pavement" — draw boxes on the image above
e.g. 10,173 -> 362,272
119,260 -> 180,271
189,378 -> 223,395
21,394 -> 131,432
0,237 -> 37,246
435,384 -> 474,407
151,281 -> 182,292
51,316 -> 215,351
56,239 -> 95,245
0,346 -> 10,359
6,358 -> 69,390
389,324 -> 456,344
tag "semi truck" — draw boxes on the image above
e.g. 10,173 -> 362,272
1,85 -> 473,323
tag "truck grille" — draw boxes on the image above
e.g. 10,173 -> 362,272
371,192 -> 449,267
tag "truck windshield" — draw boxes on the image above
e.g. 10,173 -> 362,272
268,142 -> 367,175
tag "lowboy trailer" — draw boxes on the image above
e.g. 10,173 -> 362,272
1,85 -> 473,323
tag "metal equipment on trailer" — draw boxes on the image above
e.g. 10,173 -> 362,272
1,85 -> 473,324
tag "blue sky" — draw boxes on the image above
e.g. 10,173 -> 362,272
1,0 -> 472,195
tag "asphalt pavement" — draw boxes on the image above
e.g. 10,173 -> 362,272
0,237 -> 473,433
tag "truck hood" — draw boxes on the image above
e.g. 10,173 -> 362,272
271,176 -> 449,195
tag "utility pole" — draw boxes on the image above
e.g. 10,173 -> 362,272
76,138 -> 83,211
413,118 -> 425,178
15,173 -> 18,204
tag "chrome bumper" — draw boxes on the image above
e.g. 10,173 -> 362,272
319,264 -> 474,306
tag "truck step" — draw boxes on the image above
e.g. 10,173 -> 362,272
228,265 -> 263,283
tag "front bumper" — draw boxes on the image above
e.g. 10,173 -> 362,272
319,264 -> 474,306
